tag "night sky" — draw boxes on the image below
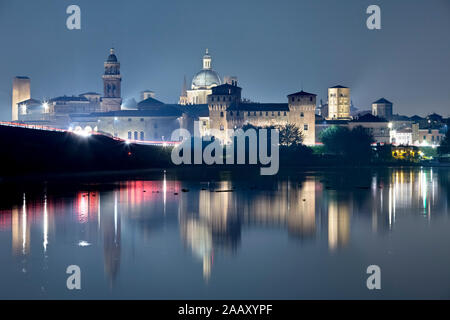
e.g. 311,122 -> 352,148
0,0 -> 449,120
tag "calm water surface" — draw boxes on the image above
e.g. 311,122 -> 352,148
0,168 -> 449,299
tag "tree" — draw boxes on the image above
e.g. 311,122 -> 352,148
319,125 -> 374,163
319,126 -> 350,155
438,130 -> 450,155
278,123 -> 304,147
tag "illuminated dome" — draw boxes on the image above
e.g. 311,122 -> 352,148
191,49 -> 221,89
192,69 -> 221,89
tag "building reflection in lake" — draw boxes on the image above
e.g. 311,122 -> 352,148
0,168 -> 448,286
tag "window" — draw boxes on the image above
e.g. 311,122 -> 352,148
248,111 -> 250,116
128,131 -> 132,139
260,111 -> 262,116
304,124 -> 308,131
278,111 -> 280,116
292,97 -> 295,102
254,112 -> 257,116
266,112 -> 268,116
220,111 -> 224,117
310,97 -> 313,102
140,118 -> 144,122
140,131 -> 144,140
220,125 -> 224,131
128,118 -> 132,122
283,111 -> 287,116
271,112 -> 274,116
237,111 -> 240,116
211,97 -> 214,102
134,131 -> 138,140
300,112 -> 304,117
230,111 -> 233,116
423,136 -> 426,140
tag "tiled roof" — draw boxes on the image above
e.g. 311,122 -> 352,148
287,90 -> 316,97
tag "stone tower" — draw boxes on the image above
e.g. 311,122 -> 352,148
372,98 -> 393,120
207,83 -> 242,143
327,85 -> 350,120
101,48 -> 122,112
12,76 -> 31,121
287,90 -> 316,145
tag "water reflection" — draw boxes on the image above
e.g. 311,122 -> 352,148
0,167 -> 449,298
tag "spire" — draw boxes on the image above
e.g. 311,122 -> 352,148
181,75 -> 187,96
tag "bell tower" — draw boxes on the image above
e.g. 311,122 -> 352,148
101,48 -> 122,112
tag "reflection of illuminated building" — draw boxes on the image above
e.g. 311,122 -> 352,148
287,179 -> 316,239
327,194 -> 350,251
181,219 -> 213,281
12,195 -> 30,256
102,191 -> 121,286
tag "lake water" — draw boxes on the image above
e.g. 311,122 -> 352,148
0,167 -> 449,299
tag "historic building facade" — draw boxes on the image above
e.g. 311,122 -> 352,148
327,85 -> 351,120
207,83 -> 317,145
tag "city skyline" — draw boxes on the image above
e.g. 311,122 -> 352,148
0,0 -> 449,121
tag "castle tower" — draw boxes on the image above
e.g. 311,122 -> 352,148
207,83 -> 242,143
12,76 -> 31,121
288,90 -> 316,145
101,48 -> 122,112
327,85 -> 350,120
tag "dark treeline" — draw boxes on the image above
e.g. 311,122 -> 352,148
0,123 -> 432,178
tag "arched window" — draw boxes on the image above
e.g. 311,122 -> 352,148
128,131 -> 132,139
140,131 -> 144,140
134,131 -> 138,140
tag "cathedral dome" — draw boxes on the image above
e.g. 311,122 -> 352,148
192,69 -> 221,89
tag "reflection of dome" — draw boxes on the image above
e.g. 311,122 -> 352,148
192,69 -> 221,89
